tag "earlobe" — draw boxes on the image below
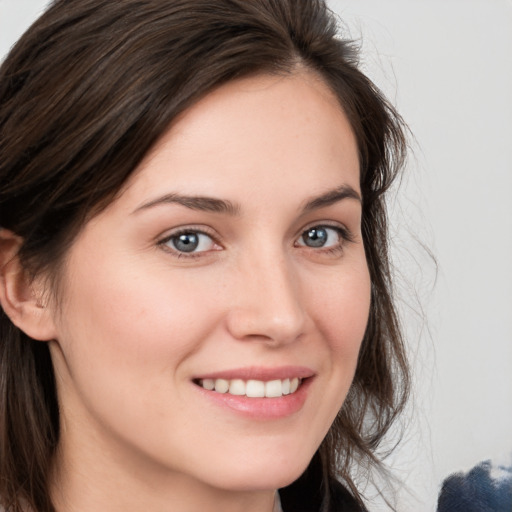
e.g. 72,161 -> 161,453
0,229 -> 57,341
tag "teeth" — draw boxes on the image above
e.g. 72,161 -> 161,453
199,377 -> 303,397
246,379 -> 265,397
265,379 -> 283,398
214,378 -> 229,393
282,378 -> 291,395
202,379 -> 215,391
229,379 -> 246,395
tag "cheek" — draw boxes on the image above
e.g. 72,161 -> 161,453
313,261 -> 371,355
54,252 -> 221,392
289,258 -> 371,451
311,258 -> 371,413
51,256 -> 225,458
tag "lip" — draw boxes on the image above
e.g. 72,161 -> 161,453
192,365 -> 315,381
192,366 -> 315,420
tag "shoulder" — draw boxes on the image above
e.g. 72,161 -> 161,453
328,479 -> 367,511
279,478 -> 365,512
279,456 -> 366,512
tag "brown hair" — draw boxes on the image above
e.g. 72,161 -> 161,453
0,1 -> 409,510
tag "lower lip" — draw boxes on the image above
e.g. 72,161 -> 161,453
194,378 -> 312,420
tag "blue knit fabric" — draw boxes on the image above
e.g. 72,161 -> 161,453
437,459 -> 512,512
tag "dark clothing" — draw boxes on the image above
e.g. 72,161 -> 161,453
279,456 -> 366,512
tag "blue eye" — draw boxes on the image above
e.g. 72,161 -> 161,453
298,226 -> 343,248
163,231 -> 216,254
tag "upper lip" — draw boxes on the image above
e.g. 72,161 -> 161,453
193,365 -> 315,382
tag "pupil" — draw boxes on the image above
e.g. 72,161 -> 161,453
305,228 -> 327,247
173,233 -> 199,252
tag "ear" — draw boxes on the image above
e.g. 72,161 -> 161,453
0,229 -> 57,341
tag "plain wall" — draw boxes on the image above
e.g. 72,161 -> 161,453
333,1 -> 512,510
1,1 -> 511,510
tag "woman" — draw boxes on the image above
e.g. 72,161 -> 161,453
0,1 -> 409,511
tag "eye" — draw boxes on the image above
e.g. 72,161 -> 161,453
296,225 -> 346,249
160,230 -> 218,255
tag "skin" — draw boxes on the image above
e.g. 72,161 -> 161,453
42,71 -> 371,512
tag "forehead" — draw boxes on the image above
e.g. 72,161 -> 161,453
119,71 -> 360,210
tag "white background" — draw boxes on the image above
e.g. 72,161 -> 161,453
1,1 -> 511,510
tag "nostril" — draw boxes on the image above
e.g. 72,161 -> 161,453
225,302 -> 306,345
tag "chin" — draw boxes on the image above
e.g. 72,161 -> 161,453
203,451 -> 314,492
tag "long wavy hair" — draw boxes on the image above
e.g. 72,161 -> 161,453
0,1 -> 409,511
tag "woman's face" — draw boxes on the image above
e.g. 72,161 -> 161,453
48,72 -> 371,495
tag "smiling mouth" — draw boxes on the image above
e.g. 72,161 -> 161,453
195,377 -> 303,398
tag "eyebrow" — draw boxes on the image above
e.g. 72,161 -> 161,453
302,185 -> 361,211
133,193 -> 241,215
133,184 -> 361,216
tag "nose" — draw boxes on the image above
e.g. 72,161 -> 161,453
225,253 -> 307,346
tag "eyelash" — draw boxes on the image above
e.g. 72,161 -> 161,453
295,224 -> 355,258
295,223 -> 354,256
158,226 -> 220,259
157,223 -> 354,259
